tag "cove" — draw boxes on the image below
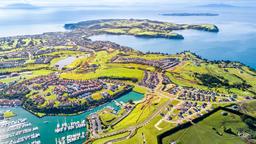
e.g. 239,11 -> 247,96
0,91 -> 144,144
89,32 -> 256,69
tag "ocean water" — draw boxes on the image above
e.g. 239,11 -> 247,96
0,1 -> 256,143
0,2 -> 255,68
0,91 -> 144,144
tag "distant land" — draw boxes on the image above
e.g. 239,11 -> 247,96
197,3 -> 237,8
2,3 -> 40,10
64,19 -> 219,40
161,13 -> 219,17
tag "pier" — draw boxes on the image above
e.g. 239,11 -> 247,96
55,120 -> 86,134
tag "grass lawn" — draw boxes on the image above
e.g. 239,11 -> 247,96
91,92 -> 104,101
60,67 -> 144,81
107,63 -> 155,71
0,64 -> 49,74
65,56 -> 89,69
108,96 -> 169,132
60,51 -> 145,81
158,120 -> 175,130
0,69 -> 53,83
92,132 -> 130,144
132,85 -> 148,94
240,100 -> 256,117
114,115 -> 176,144
162,110 -> 248,144
124,53 -> 175,60
98,110 -> 118,126
101,28 -> 127,34
166,60 -> 256,96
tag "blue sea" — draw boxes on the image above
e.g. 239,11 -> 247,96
0,1 -> 256,69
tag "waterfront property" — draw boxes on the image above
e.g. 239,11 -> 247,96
0,91 -> 144,144
0,18 -> 256,144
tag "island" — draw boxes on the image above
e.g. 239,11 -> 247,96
64,19 -> 219,40
0,19 -> 255,144
3,110 -> 16,118
2,3 -> 40,10
197,3 -> 237,8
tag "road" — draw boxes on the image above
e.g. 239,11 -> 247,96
89,73 -> 174,143
88,72 -> 256,144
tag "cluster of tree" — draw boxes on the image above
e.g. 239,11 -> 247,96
242,116 -> 256,129
223,127 -> 237,136
23,98 -> 90,115
145,51 -> 169,55
195,73 -> 228,88
233,116 -> 256,140
195,73 -> 252,90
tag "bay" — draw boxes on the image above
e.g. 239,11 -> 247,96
0,2 -> 255,68
0,91 -> 144,144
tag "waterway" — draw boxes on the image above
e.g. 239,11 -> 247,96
0,91 -> 144,144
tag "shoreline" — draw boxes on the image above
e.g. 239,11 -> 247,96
97,31 -> 185,40
0,19 -> 255,69
21,88 -> 142,118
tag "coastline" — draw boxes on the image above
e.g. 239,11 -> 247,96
97,31 -> 185,40
21,86 -> 138,118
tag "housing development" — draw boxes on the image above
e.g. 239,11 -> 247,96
0,19 -> 255,144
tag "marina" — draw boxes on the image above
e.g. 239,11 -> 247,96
31,140 -> 41,144
0,1 -> 256,144
55,132 -> 86,144
0,118 -> 27,128
1,127 -> 39,140
3,133 -> 40,144
55,120 -> 86,134
7,122 -> 32,132
0,91 -> 144,144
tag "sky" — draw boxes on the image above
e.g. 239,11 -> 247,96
0,0 -> 248,7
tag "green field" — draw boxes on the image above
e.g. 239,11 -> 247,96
60,51 -> 146,81
166,57 -> 256,96
109,97 -> 168,132
93,132 -> 130,144
0,69 -> 53,83
240,101 -> 256,117
65,19 -> 219,39
1,19 -> 256,144
162,110 -> 250,144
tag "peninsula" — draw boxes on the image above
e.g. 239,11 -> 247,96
64,19 -> 219,40
0,19 -> 255,144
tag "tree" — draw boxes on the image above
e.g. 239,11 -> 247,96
128,99 -> 134,104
